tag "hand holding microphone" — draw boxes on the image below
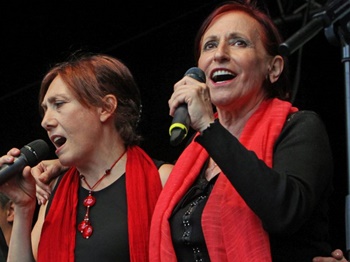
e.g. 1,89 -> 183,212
169,67 -> 206,146
0,139 -> 50,206
0,139 -> 50,185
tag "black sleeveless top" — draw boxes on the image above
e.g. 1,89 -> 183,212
46,159 -> 165,262
47,174 -> 129,261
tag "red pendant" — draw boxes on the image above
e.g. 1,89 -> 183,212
78,220 -> 90,232
82,224 -> 93,239
83,194 -> 96,207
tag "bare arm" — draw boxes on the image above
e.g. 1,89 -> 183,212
0,148 -> 36,262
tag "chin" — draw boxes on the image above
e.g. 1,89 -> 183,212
57,153 -> 73,167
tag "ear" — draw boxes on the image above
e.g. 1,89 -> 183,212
99,94 -> 117,122
7,201 -> 14,223
267,55 -> 284,84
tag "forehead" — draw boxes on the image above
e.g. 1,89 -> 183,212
45,76 -> 68,95
204,11 -> 262,39
41,76 -> 72,104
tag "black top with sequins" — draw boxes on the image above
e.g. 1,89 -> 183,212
169,163 -> 218,262
169,111 -> 333,262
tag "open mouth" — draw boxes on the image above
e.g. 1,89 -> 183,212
53,136 -> 67,148
211,70 -> 236,83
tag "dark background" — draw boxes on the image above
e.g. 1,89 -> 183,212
1,0 -> 348,253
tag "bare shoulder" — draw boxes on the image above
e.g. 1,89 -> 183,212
158,163 -> 173,187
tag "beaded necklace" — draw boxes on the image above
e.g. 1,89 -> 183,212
78,150 -> 126,239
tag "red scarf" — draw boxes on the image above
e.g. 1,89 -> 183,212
37,145 -> 162,262
149,98 -> 298,261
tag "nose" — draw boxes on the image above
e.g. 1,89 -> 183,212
41,109 -> 57,130
214,43 -> 230,62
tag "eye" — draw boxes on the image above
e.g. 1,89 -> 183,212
230,38 -> 248,47
53,101 -> 65,109
203,40 -> 218,51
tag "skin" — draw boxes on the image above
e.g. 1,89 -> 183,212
0,74 -> 173,261
0,152 -> 35,261
169,11 -> 283,140
2,9 -> 343,262
33,158 -> 172,205
40,76 -> 126,175
33,76 -> 172,205
313,250 -> 347,262
0,197 -> 14,246
169,10 -> 345,261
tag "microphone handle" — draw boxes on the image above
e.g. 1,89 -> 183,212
0,156 -> 27,185
169,67 -> 205,146
169,104 -> 190,146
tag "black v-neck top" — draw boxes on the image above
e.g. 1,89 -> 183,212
170,111 -> 334,262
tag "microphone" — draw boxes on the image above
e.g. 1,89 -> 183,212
0,139 -> 50,185
169,67 -> 206,146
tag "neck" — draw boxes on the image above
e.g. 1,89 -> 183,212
77,139 -> 126,180
79,147 -> 127,190
205,158 -> 220,181
217,97 -> 265,137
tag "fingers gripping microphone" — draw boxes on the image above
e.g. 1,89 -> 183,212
169,67 -> 206,146
0,139 -> 50,185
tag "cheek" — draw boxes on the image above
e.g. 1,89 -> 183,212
240,61 -> 266,87
73,113 -> 102,136
62,113 -> 92,137
74,108 -> 98,124
242,54 -> 267,75
197,54 -> 211,70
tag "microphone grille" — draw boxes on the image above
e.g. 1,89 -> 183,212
20,139 -> 50,167
184,67 -> 206,83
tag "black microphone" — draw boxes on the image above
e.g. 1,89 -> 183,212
0,139 -> 50,185
169,67 -> 206,146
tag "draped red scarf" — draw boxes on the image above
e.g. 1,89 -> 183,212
149,98 -> 298,261
37,145 -> 162,262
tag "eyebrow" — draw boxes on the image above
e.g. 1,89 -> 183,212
203,31 -> 248,41
41,94 -> 67,108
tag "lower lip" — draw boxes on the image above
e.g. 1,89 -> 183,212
55,145 -> 63,155
211,78 -> 232,85
55,148 -> 60,155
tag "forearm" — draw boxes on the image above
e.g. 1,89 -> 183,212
8,205 -> 36,262
195,120 -> 283,222
195,113 -> 333,234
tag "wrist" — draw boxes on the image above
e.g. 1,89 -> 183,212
200,119 -> 216,134
14,200 -> 36,217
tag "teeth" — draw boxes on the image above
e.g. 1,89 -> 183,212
53,137 -> 61,143
212,70 -> 234,77
212,70 -> 236,82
